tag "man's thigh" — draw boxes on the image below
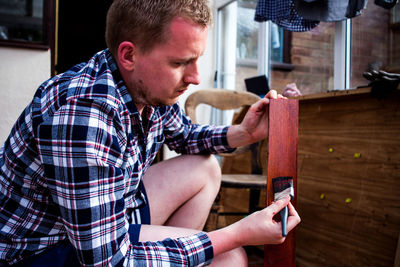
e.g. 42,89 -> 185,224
142,154 -> 220,226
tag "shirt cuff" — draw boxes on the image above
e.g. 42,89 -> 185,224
177,232 -> 214,266
211,126 -> 236,153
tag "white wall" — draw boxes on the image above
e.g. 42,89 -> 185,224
0,47 -> 51,143
0,1 -> 217,157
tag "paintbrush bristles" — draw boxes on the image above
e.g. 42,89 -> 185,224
272,176 -> 294,201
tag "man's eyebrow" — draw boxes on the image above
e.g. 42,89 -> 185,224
169,52 -> 205,61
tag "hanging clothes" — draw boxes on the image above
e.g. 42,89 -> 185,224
293,0 -> 368,22
254,0 -> 319,32
374,0 -> 398,9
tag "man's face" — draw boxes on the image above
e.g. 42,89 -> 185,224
128,17 -> 208,110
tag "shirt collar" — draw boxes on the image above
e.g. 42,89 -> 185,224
104,49 -> 158,124
104,49 -> 141,116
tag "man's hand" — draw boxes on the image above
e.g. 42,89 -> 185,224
234,196 -> 300,246
227,90 -> 285,148
208,195 -> 301,256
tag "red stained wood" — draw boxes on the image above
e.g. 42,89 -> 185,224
265,99 -> 299,267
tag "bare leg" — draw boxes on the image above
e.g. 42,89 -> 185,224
143,154 -> 221,230
141,154 -> 248,266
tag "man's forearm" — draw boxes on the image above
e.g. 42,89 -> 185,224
207,223 -> 242,256
226,124 -> 252,148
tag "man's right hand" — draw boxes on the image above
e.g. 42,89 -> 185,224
208,195 -> 301,256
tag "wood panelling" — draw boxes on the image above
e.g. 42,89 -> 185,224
296,88 -> 400,267
265,99 -> 298,267
220,87 -> 400,266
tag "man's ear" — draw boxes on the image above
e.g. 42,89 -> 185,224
117,41 -> 137,72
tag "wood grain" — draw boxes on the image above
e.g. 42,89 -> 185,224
265,99 -> 299,267
296,88 -> 400,267
218,87 -> 400,266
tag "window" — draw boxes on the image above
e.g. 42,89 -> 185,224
390,3 -> 400,72
0,0 -> 55,49
393,3 -> 400,23
216,1 -> 395,96
216,0 -> 291,93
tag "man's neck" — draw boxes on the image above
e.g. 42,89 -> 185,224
136,104 -> 145,116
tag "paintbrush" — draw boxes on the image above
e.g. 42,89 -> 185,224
272,176 -> 294,237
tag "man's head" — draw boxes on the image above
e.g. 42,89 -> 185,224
105,0 -> 212,57
106,0 -> 211,111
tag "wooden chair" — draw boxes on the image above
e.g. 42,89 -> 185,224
185,88 -> 267,230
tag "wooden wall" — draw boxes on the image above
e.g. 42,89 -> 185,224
219,87 -> 400,266
296,87 -> 400,266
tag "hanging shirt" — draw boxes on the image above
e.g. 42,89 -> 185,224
293,0 -> 369,22
0,49 -> 234,266
255,0 -> 320,32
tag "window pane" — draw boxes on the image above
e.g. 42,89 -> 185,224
271,24 -> 284,62
270,23 -> 335,95
218,0 -> 288,94
392,4 -> 400,72
236,0 -> 259,91
0,0 -> 45,43
237,2 -> 258,62
393,3 -> 400,23
350,2 -> 393,88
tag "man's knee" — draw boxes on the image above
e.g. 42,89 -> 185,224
212,247 -> 248,266
202,154 -> 222,188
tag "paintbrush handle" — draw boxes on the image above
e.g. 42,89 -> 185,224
280,205 -> 288,237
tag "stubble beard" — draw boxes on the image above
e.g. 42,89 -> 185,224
130,79 -> 170,108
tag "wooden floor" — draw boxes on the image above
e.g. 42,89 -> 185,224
246,246 -> 264,267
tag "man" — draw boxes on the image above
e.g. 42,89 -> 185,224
0,0 -> 300,266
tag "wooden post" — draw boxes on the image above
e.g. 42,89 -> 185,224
264,99 -> 298,267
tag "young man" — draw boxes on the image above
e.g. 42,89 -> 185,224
0,0 -> 300,266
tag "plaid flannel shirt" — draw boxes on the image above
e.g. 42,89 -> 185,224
254,0 -> 319,32
0,49 -> 233,266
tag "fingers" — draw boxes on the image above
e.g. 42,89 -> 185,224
251,97 -> 270,113
267,197 -> 300,232
287,202 -> 301,231
266,90 -> 278,99
268,195 -> 290,215
265,89 -> 287,100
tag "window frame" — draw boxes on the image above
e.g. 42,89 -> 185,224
214,0 -> 293,85
215,0 -> 352,92
0,0 -> 56,51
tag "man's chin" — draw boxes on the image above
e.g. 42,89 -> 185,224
152,98 -> 179,107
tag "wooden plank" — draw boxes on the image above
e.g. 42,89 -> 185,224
264,99 -> 299,267
293,84 -> 400,102
296,89 -> 400,266
395,232 -> 400,267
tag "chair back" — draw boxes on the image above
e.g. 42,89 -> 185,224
185,89 -> 260,124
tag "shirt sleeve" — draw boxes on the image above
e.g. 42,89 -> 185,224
162,103 -> 236,155
36,98 -> 213,266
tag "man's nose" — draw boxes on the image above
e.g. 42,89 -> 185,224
183,63 -> 201,85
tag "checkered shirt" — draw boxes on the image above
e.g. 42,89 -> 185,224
0,49 -> 233,266
254,0 -> 319,32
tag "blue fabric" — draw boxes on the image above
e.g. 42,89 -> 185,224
255,0 -> 319,32
294,0 -> 368,22
11,241 -> 79,267
6,183 -> 151,267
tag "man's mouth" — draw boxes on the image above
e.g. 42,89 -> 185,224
177,88 -> 187,94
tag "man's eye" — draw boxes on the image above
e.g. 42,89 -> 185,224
175,62 -> 187,66
174,60 -> 192,67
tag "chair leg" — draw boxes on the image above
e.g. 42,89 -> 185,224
203,206 -> 219,232
249,189 -> 261,214
203,191 -> 222,231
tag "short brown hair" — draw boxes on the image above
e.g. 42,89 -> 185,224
105,0 -> 212,57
